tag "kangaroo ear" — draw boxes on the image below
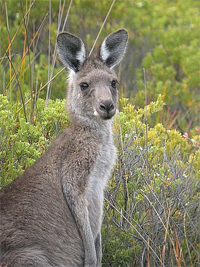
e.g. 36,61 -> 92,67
99,29 -> 128,68
57,32 -> 86,72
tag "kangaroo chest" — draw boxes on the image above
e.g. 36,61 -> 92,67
86,136 -> 117,237
88,138 -> 116,193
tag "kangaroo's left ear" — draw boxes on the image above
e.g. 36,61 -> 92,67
99,29 -> 128,68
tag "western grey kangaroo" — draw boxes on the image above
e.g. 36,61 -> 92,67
0,29 -> 128,267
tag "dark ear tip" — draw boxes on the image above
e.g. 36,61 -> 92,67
57,32 -> 67,44
117,28 -> 128,33
115,28 -> 128,35
57,32 -> 80,44
116,29 -> 129,38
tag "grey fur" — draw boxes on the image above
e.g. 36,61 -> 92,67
0,29 -> 128,267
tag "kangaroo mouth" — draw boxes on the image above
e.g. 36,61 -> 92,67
94,109 -> 116,120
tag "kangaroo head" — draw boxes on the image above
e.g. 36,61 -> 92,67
57,29 -> 128,120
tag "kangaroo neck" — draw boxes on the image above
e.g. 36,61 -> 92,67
69,112 -> 114,141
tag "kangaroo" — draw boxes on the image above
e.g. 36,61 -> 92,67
0,29 -> 128,267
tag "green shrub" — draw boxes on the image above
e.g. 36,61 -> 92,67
0,95 -> 68,186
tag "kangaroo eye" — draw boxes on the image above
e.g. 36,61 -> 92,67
80,82 -> 89,91
111,80 -> 117,89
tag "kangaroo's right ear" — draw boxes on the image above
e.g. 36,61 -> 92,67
57,32 -> 86,72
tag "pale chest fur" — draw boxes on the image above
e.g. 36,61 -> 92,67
86,131 -> 117,237
88,139 -> 116,194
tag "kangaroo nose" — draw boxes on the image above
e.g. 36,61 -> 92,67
99,101 -> 114,113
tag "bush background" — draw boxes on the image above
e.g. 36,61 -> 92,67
0,0 -> 199,266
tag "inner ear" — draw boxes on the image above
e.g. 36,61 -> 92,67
57,32 -> 86,72
99,29 -> 128,69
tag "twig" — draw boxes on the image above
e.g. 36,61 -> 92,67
105,197 -> 162,264
45,0 -> 73,104
16,67 -> 66,114
89,0 -> 116,57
